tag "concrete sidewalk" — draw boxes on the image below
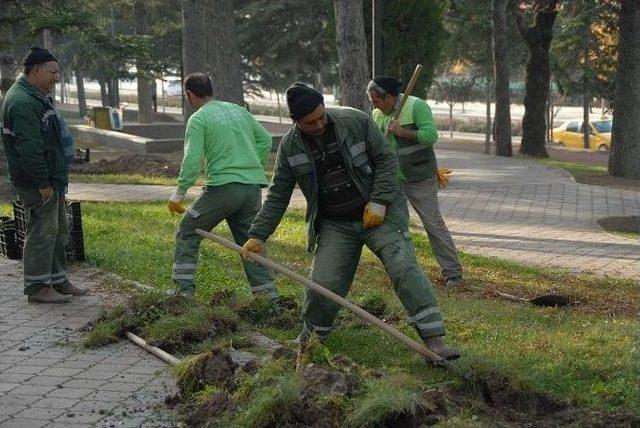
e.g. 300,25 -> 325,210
66,149 -> 640,282
0,260 -> 178,428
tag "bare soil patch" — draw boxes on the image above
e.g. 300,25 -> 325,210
70,154 -> 180,177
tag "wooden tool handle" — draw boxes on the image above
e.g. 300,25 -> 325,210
195,229 -> 445,365
385,64 -> 424,138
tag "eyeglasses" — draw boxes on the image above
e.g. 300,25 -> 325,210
38,65 -> 59,76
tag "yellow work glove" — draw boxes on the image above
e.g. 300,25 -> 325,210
363,201 -> 386,229
167,191 -> 185,214
242,238 -> 264,260
436,167 -> 452,189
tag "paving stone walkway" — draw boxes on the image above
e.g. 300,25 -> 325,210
66,149 -> 640,282
0,259 -> 179,428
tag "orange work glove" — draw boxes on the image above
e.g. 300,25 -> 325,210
167,191 -> 185,214
363,202 -> 386,229
242,238 -> 264,260
436,167 -> 452,189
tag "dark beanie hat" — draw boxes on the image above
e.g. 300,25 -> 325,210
370,76 -> 403,96
22,47 -> 58,66
286,82 -> 324,120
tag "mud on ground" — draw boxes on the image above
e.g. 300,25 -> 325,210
171,346 -> 640,428
70,154 -> 181,177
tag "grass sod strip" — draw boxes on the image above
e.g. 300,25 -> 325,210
3,200 -> 636,413
195,229 -> 447,365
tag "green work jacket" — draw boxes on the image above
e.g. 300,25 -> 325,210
1,76 -> 67,192
249,107 -> 405,252
372,95 -> 438,182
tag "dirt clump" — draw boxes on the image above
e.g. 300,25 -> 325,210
478,374 -> 566,417
196,349 -> 238,389
186,391 -> 236,428
70,154 -> 180,177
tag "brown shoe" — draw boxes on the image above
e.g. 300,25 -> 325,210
28,287 -> 72,304
54,283 -> 88,296
424,336 -> 461,361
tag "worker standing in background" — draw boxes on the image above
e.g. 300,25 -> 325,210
1,47 -> 87,303
368,76 -> 463,288
168,72 -> 279,300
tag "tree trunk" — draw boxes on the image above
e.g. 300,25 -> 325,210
59,68 -> 66,104
0,6 -> 18,99
608,0 -> 640,178
0,38 -> 17,99
582,20 -> 591,150
75,70 -> 87,119
449,104 -> 453,138
582,91 -> 590,149
134,0 -> 154,123
492,0 -> 512,157
181,0 -> 208,120
516,1 -> 558,158
333,0 -> 370,111
42,28 -> 56,101
485,75 -> 492,155
108,78 -> 118,107
99,79 -> 109,107
276,92 -> 282,124
208,0 -> 244,105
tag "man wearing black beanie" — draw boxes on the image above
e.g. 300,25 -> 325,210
1,47 -> 86,303
242,82 -> 460,361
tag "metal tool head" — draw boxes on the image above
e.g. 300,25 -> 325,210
528,293 -> 571,307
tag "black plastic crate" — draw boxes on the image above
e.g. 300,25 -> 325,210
0,218 -> 22,260
66,229 -> 85,262
8,201 -> 85,263
66,201 -> 83,231
12,201 -> 27,233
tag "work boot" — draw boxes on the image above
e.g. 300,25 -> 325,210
445,276 -> 463,287
28,287 -> 72,304
55,283 -> 88,296
424,336 -> 461,361
171,286 -> 195,297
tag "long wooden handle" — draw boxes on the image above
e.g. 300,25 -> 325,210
195,229 -> 445,365
385,64 -> 424,138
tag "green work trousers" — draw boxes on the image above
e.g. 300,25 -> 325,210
14,187 -> 69,295
172,183 -> 278,299
302,214 -> 445,341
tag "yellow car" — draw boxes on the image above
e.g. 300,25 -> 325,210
552,119 -> 612,152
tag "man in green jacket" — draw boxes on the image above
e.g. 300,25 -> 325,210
368,77 -> 463,287
242,83 -> 459,360
168,73 -> 278,300
1,47 -> 86,303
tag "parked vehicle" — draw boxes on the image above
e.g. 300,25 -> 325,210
552,118 -> 612,152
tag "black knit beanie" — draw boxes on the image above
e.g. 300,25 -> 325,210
370,76 -> 403,96
286,82 -> 324,120
22,47 -> 58,66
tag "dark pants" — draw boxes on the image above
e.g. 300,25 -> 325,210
14,187 -> 69,295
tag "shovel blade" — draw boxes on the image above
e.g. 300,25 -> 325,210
529,293 -> 571,307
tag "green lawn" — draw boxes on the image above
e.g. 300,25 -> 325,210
539,158 -> 607,177
70,173 -> 183,186
73,201 -> 639,414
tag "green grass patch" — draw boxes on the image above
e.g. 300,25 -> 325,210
347,375 -> 424,427
69,173 -> 186,186
76,202 -> 639,413
531,158 -> 607,180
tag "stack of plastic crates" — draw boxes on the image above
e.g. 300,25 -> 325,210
0,216 -> 21,260
66,202 -> 85,262
11,201 -> 26,255
10,200 -> 85,262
